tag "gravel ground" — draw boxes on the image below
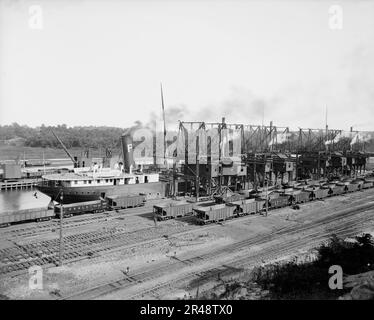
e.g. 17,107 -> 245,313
1,189 -> 374,300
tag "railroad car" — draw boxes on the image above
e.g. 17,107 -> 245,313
0,208 -> 55,227
329,185 -> 346,196
54,199 -> 106,218
227,200 -> 244,217
362,181 -> 374,189
289,191 -> 311,204
240,198 -> 258,215
154,201 -> 194,221
268,195 -> 290,209
311,188 -> 330,200
345,183 -> 360,193
306,179 -> 323,186
228,198 -> 258,217
106,194 -> 145,210
254,191 -> 281,203
194,204 -> 236,224
2,176 -> 373,228
256,199 -> 266,213
214,193 -> 246,204
255,188 -> 278,200
238,189 -> 255,198
352,179 -> 364,186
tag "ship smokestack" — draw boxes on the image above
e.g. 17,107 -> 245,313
121,134 -> 135,173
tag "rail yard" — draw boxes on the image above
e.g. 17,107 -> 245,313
3,0 -> 374,305
1,181 -> 374,300
1,119 -> 374,300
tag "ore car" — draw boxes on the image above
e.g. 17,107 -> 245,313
106,194 -> 145,210
0,208 -> 55,227
153,201 -> 194,221
194,204 -> 236,224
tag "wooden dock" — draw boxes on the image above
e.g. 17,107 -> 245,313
0,179 -> 39,191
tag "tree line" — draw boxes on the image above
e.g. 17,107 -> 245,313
0,123 -> 125,150
1,123 -> 373,153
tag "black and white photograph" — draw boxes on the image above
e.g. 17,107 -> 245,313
1,0 -> 374,306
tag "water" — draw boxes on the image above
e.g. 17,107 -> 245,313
0,189 -> 50,213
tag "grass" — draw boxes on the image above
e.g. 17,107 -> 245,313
196,234 -> 374,300
251,234 -> 374,299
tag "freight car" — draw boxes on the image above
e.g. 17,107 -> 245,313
163,177 -> 374,225
0,193 -> 149,227
329,185 -> 346,196
106,194 -> 145,210
345,183 -> 361,193
362,181 -> 374,189
54,200 -> 107,218
352,179 -> 365,188
289,191 -> 312,204
214,193 -> 246,204
2,177 -> 373,228
229,198 -> 257,217
311,188 -> 330,200
255,199 -> 266,213
194,204 -> 236,224
268,195 -> 290,209
154,201 -> 194,221
239,198 -> 259,215
0,208 -> 55,227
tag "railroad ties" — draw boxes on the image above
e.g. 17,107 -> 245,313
0,218 -> 198,277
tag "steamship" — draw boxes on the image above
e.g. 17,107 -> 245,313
37,134 -> 167,204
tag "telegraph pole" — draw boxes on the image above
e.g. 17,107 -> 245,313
196,135 -> 200,201
265,178 -> 269,217
59,190 -> 64,266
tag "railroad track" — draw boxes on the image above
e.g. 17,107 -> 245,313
0,188 -> 369,242
0,189 -> 368,240
0,215 -> 202,276
0,204 -> 157,240
127,213 -> 374,299
2,191 -> 373,278
60,200 -> 374,300
1,190 -> 373,280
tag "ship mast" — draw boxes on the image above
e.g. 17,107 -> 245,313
160,83 -> 167,166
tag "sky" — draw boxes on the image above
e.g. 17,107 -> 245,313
0,0 -> 373,132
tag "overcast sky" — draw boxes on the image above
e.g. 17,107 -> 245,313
0,0 -> 373,131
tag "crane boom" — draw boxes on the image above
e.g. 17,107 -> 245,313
51,130 -> 78,165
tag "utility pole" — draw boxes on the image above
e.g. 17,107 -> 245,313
265,178 -> 269,217
196,135 -> 200,201
218,118 -> 225,194
172,159 -> 176,198
59,190 -> 64,266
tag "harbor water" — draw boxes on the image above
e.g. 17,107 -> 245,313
0,189 -> 50,213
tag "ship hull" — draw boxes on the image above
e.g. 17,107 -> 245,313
37,181 -> 167,204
